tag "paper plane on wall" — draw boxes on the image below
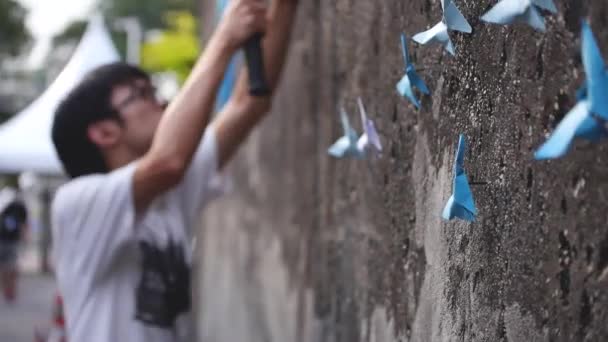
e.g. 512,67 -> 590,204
481,0 -> 557,32
442,134 -> 477,222
535,21 -> 608,160
413,0 -> 473,55
396,33 -> 430,109
356,97 -> 383,155
328,101 -> 382,159
328,107 -> 363,159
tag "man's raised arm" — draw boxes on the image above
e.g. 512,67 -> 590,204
133,0 -> 267,212
213,0 -> 300,169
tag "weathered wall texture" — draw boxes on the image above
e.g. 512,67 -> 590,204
196,1 -> 608,341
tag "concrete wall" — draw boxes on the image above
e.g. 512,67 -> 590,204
196,1 -> 608,341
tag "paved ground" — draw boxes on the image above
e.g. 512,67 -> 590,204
0,273 -> 56,342
0,243 -> 56,342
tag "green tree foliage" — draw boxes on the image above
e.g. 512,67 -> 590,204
0,0 -> 30,58
52,0 -> 199,82
141,11 -> 199,82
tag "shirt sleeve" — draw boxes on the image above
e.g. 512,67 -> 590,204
174,126 -> 227,227
51,163 -> 137,279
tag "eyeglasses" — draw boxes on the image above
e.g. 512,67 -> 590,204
115,83 -> 158,111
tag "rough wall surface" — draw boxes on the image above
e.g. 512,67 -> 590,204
196,1 -> 608,341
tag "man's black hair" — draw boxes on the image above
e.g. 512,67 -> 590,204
52,62 -> 149,178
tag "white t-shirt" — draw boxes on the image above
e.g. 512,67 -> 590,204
52,128 -> 221,342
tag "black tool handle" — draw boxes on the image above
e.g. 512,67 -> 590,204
243,33 -> 270,96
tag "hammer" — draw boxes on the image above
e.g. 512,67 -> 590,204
243,33 -> 270,96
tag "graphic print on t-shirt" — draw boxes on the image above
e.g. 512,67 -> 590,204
135,239 -> 191,329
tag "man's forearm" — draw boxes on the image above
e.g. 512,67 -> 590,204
149,34 -> 234,167
260,0 -> 300,91
133,33 -> 235,212
214,0 -> 300,169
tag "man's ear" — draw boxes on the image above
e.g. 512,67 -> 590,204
87,119 -> 122,149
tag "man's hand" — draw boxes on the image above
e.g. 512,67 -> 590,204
216,0 -> 268,51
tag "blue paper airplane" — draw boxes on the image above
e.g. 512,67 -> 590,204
582,21 -> 608,121
356,97 -> 383,154
481,0 -> 558,32
535,22 -> 608,160
442,134 -> 477,222
328,107 -> 363,159
413,0 -> 473,55
396,34 -> 430,109
328,100 -> 383,159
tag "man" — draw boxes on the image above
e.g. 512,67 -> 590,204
0,187 -> 27,303
50,0 -> 298,340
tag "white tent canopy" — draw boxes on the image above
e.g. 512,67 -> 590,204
0,16 -> 120,175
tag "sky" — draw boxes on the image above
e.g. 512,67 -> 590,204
16,0 -> 99,68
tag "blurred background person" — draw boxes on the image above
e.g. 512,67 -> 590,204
0,187 -> 28,303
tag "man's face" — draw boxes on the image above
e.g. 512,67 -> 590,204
110,78 -> 165,156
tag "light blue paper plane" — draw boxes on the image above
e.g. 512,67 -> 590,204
442,134 -> 477,222
582,21 -> 608,121
328,108 -> 363,159
396,34 -> 430,109
535,101 -> 607,160
356,97 -> 382,154
481,0 -> 558,32
535,22 -> 608,160
413,0 -> 473,55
